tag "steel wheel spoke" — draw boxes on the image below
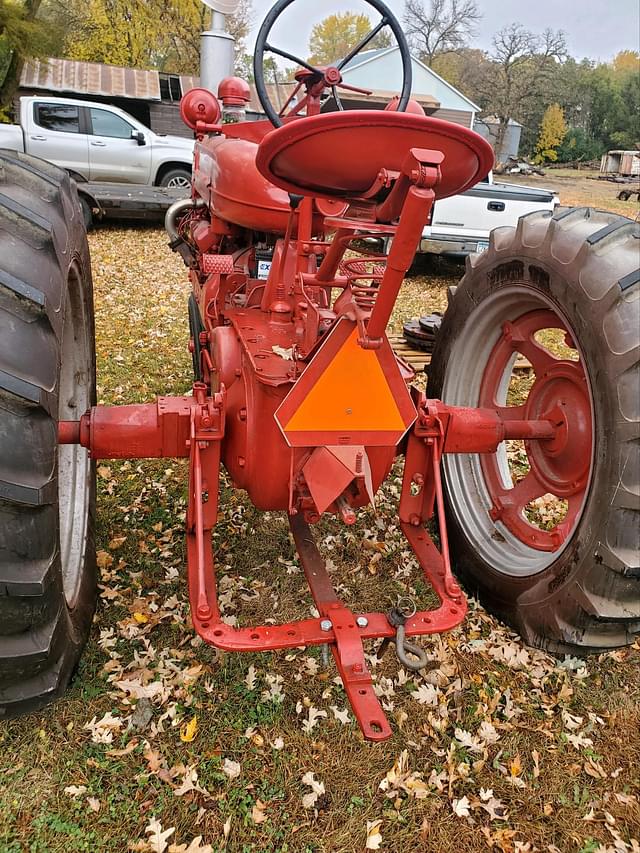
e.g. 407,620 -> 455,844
496,471 -> 545,515
264,43 -> 320,75
336,81 -> 374,95
516,336 -> 558,376
337,17 -> 389,69
332,86 -> 344,111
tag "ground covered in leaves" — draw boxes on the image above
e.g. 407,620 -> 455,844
1,176 -> 639,852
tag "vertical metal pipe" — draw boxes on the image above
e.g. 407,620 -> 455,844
200,10 -> 236,95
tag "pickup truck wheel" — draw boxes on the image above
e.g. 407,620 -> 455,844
427,208 -> 639,655
159,167 -> 192,189
0,151 -> 97,718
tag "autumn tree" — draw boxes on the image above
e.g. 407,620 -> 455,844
159,0 -> 253,75
612,49 -> 640,76
60,0 -> 162,68
0,0 -> 61,112
473,25 -> 566,162
431,47 -> 488,98
307,12 -> 391,66
403,0 -> 481,67
58,0 -> 252,75
534,103 -> 567,162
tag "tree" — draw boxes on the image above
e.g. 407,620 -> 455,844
473,25 -> 566,162
307,12 -> 391,66
612,49 -> 640,76
0,0 -> 61,113
61,0 -> 162,68
556,127 -> 603,164
159,0 -> 253,74
431,46 -> 488,98
534,103 -> 567,163
403,0 -> 481,67
58,0 -> 253,75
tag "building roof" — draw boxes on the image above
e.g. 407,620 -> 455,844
341,46 -> 480,112
21,58 -> 161,100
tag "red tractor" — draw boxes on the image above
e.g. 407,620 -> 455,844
0,0 -> 638,740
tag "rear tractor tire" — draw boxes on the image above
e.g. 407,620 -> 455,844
428,207 -> 639,655
0,151 -> 97,717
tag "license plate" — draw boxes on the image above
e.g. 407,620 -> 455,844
476,240 -> 489,253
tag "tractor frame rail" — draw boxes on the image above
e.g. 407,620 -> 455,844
59,388 -> 560,740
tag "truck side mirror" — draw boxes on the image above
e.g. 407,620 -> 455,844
131,130 -> 146,146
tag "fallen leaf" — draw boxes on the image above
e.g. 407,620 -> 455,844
106,739 -> 139,757
86,797 -> 101,813
168,837 -> 213,853
411,683 -> 439,705
301,771 -> 325,809
179,716 -> 198,743
245,665 -> 257,690
509,754 -> 522,777
532,749 -> 540,778
222,758 -> 241,780
145,817 -> 175,853
301,706 -> 327,734
366,819 -> 383,850
64,785 -> 87,797
96,550 -> 113,570
251,801 -> 268,824
329,705 -> 351,725
452,796 -> 471,818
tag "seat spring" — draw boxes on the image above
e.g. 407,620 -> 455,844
339,257 -> 386,312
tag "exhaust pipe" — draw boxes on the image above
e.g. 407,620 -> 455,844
165,198 -> 207,267
200,1 -> 240,95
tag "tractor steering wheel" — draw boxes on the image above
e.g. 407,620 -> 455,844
253,0 -> 413,127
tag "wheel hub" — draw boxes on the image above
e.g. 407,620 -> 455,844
524,361 -> 592,498
478,307 -> 594,554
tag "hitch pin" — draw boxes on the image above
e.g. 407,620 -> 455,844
382,597 -> 429,672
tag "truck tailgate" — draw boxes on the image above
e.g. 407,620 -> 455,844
0,125 -> 25,153
428,182 -> 556,241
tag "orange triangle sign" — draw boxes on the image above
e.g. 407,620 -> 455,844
276,320 -> 416,447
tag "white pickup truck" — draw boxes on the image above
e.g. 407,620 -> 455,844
0,96 -> 194,188
419,172 -> 559,257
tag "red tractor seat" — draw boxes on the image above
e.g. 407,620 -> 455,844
255,110 -> 494,202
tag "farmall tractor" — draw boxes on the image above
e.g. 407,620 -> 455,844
0,0 -> 638,740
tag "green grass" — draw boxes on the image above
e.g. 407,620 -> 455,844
1,190 -> 638,852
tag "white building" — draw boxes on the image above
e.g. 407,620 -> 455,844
337,46 -> 480,129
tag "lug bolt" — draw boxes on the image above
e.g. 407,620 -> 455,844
356,616 -> 368,628
320,619 -> 333,631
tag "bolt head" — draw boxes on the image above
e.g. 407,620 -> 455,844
356,616 -> 368,628
320,619 -> 333,632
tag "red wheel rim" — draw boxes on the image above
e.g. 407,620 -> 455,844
479,309 -> 593,553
